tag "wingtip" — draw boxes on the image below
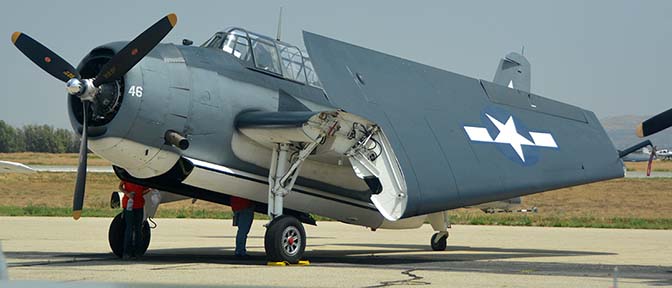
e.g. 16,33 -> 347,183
167,13 -> 178,27
72,210 -> 82,220
11,32 -> 21,44
636,123 -> 644,138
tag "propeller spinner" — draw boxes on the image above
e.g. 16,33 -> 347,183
11,13 -> 178,220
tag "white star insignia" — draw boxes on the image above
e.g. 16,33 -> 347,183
464,113 -> 558,162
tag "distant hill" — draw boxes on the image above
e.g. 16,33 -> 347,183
600,115 -> 672,149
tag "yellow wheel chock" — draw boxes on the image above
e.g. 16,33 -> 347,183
266,260 -> 310,266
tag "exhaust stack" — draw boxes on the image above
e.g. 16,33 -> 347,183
165,130 -> 189,150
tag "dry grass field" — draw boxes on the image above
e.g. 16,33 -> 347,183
0,152 -> 111,166
0,152 -> 667,171
525,178 -> 672,219
0,172 -> 670,222
0,153 -> 670,228
625,160 -> 672,172
0,172 -> 225,212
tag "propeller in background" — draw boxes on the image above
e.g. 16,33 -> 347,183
637,108 -> 672,138
11,13 -> 178,220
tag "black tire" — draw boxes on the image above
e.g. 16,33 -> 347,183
430,232 -> 447,251
108,212 -> 151,258
264,215 -> 306,263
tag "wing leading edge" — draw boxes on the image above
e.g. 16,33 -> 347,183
303,31 -> 624,218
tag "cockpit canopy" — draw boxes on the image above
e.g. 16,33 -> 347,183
202,28 -> 323,88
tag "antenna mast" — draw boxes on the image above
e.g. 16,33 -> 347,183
276,7 -> 283,41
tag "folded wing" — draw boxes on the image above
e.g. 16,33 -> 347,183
303,31 -> 624,217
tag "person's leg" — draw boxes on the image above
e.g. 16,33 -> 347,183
132,207 -> 144,257
123,210 -> 134,259
235,207 -> 254,256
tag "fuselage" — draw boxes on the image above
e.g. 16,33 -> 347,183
68,36 -> 389,227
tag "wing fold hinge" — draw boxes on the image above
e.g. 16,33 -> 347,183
237,110 -> 408,221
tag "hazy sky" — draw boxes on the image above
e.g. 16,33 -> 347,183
1,0 -> 670,129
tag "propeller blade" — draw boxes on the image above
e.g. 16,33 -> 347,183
93,13 -> 177,86
11,32 -> 80,83
73,102 -> 89,220
637,108 -> 672,138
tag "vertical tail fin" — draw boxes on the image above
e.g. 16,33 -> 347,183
493,52 -> 531,92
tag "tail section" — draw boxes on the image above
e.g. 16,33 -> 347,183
493,52 -> 531,92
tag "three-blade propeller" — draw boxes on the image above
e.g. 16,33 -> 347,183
11,13 -> 177,220
637,108 -> 672,138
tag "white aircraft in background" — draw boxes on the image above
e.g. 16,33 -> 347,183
639,147 -> 672,160
0,161 -> 34,173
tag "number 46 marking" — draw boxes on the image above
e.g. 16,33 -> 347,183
128,86 -> 143,97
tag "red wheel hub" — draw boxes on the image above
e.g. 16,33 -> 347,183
288,236 -> 295,245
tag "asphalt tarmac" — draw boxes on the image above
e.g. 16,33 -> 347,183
1,217 -> 670,287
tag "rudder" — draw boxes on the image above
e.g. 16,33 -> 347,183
493,52 -> 530,92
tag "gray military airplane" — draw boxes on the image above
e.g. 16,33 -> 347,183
11,13 -> 628,263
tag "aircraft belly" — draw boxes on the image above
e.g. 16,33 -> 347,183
378,215 -> 426,229
181,158 -> 385,228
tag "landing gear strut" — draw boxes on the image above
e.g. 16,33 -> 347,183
259,114 -> 341,263
263,142 -> 319,263
108,212 -> 151,258
428,211 -> 450,251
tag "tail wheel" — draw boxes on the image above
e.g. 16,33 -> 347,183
430,232 -> 447,251
264,215 -> 306,263
108,212 -> 151,258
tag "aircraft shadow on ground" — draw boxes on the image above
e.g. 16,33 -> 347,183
198,235 -> 335,239
4,243 -> 613,268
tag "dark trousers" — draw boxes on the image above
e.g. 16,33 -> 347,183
234,207 -> 254,256
123,208 -> 144,257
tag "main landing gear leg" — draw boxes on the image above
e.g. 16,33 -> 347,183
264,142 -> 319,263
428,211 -> 450,251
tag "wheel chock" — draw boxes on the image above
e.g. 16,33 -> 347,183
266,260 -> 310,266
